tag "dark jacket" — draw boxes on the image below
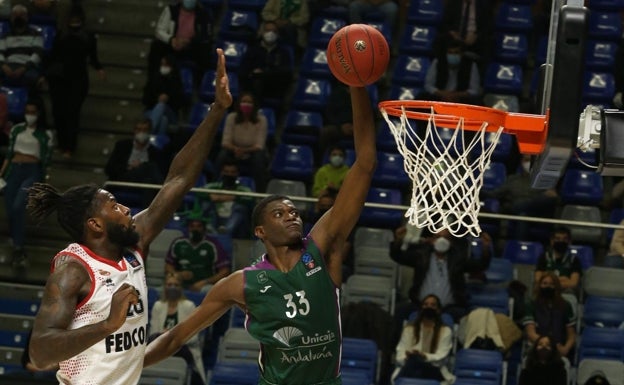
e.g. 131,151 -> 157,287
390,237 -> 491,307
518,361 -> 567,385
142,70 -> 185,112
105,139 -> 165,181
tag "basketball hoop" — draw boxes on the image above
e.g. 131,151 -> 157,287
379,100 -> 549,237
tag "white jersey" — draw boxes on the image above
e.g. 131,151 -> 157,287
53,243 -> 148,385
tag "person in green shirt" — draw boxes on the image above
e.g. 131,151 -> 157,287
145,85 -> 377,385
312,144 -> 350,197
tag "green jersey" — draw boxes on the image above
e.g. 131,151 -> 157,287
166,236 -> 229,289
243,238 -> 342,385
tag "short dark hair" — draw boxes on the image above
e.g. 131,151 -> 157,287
252,194 -> 289,227
552,226 -> 571,238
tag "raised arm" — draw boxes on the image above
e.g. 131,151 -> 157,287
134,49 -> 232,251
310,87 -> 377,282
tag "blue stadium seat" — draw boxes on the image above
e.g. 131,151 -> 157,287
559,169 -> 604,205
300,47 -> 331,79
399,24 -> 437,55
484,62 -> 523,95
0,21 -> 8,36
199,71 -> 239,102
209,361 -> 259,385
588,0 -> 624,10
0,298 -> 40,316
485,258 -> 514,284
308,17 -> 347,48
495,3 -> 533,32
372,152 -> 410,188
148,134 -> 170,150
502,240 -> 543,265
186,102 -> 212,131
568,244 -> 594,271
481,161 -> 507,192
588,11 -> 623,41
535,35 -> 549,65
341,338 -> 378,384
583,71 -> 615,103
365,21 -> 392,47
258,107 -> 276,143
183,290 -> 205,307
218,8 -> 258,41
454,349 -> 503,385
407,0 -> 444,25
319,5 -> 349,19
569,148 -> 598,169
388,85 -> 422,101
582,296 -> 624,328
218,40 -> 248,70
358,187 -> 403,229
578,326 -> 624,362
236,176 -> 256,191
179,66 -> 194,101
391,55 -> 431,86
493,32 -> 528,64
0,330 -> 29,348
377,121 -> 398,152
342,371 -> 374,385
471,132 -> 514,163
607,207 -> 624,241
290,78 -> 332,112
467,286 -> 510,315
1,86 -> 29,120
31,24 -> 55,51
282,110 -> 323,145
230,306 -> 246,328
270,143 -> 315,182
585,40 -> 618,70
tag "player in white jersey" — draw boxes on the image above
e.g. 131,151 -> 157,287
25,49 -> 232,385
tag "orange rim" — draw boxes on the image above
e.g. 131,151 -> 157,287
378,100 -> 549,154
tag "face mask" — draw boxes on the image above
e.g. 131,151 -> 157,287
25,114 -> 37,126
239,102 -> 253,116
182,0 -> 197,10
433,237 -> 451,253
263,31 -> 278,44
446,53 -> 461,66
536,346 -> 552,361
420,307 -> 437,319
160,66 -> 172,76
521,161 -> 531,173
134,132 -> 150,144
552,241 -> 568,254
221,175 -> 237,188
330,155 -> 344,167
190,230 -> 204,243
165,287 -> 182,301
540,286 -> 555,299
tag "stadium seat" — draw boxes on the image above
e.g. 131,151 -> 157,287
471,132 -> 514,163
483,93 -> 520,112
493,32 -> 529,64
391,55 -> 431,86
139,357 -> 188,385
300,47 -> 331,79
578,326 -> 624,362
535,35 -> 549,66
0,298 -> 40,316
342,274 -> 395,313
31,24 -> 55,51
229,306 -> 246,328
372,152 -> 410,189
481,161 -> 507,192
588,0 -> 624,9
308,17 -> 347,47
179,66 -> 194,101
467,286 -> 510,315
376,122 -> 399,152
217,40 -> 248,70
483,62 -> 523,95
353,245 -> 398,282
358,187 -> 403,229
407,0 -> 444,25
0,330 -> 29,348
266,178 -> 307,199
342,371 -> 373,385
585,40 -> 618,70
258,107 -> 276,142
199,70 -> 239,102
218,8 -> 258,41
399,24 -> 437,55
217,327 -> 260,364
290,78 -> 332,112
588,11 -> 623,41
582,296 -> 624,329
583,266 -> 624,298
341,338 -> 379,383
282,110 -> 323,145
560,205 -> 603,246
559,169 -> 604,205
209,361 -> 259,385
353,227 -> 394,250
454,349 -> 504,385
502,240 -> 544,264
568,244 -> 594,271
1,86 -> 29,120
577,359 -> 624,385
485,258 -> 514,284
365,21 -> 392,47
387,85 -> 422,101
607,207 -> 624,241
495,3 -> 533,32
583,71 -> 616,103
568,147 -> 598,169
269,143 -> 315,182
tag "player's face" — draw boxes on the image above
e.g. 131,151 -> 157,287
94,190 -> 139,247
257,199 -> 303,245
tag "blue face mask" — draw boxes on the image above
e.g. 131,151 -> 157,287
446,53 -> 461,66
182,0 -> 196,9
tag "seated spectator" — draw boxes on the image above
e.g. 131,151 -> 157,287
148,274 -> 206,385
165,216 -> 231,292
441,0 -> 493,62
349,0 -> 398,28
312,144 -> 349,197
148,0 -> 212,76
534,227 -> 582,297
104,119 -> 167,206
142,54 -> 185,135
518,335 -> 567,385
0,5 -> 44,88
214,91 -> 268,192
390,227 -> 492,323
392,294 -> 454,384
523,272 -> 576,362
318,80 -> 352,164
238,21 -> 294,108
202,159 -> 255,239
421,36 -> 482,105
261,0 -> 310,52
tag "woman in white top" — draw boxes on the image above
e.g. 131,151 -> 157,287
0,100 -> 52,265
392,294 -> 455,384
148,274 -> 206,385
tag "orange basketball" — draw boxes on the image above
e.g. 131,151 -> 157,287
326,24 -> 390,87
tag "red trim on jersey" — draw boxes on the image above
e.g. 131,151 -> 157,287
52,251 -> 96,310
81,244 -> 128,271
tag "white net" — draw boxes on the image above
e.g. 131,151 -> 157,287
381,106 -> 504,237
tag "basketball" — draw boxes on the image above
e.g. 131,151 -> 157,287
326,24 -> 390,87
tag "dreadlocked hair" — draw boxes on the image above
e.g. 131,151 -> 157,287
27,183 -> 100,242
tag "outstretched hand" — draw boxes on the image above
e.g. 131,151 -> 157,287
214,48 -> 233,110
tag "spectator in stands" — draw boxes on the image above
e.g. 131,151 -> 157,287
148,0 -> 212,76
441,0 -> 493,62
148,273 -> 206,385
534,227 -> 582,295
104,118 -> 167,206
142,53 -> 185,135
518,335 -> 567,385
261,0 -> 310,54
391,294 -> 454,384
523,272 -> 576,361
201,159 -> 255,239
605,220 -> 624,268
46,4 -> 104,159
0,5 -> 44,88
312,144 -> 349,197
0,99 -> 52,266
390,227 -> 492,322
165,216 -> 231,292
238,21 -> 294,108
318,80 -> 353,164
421,36 -> 483,105
349,0 -> 398,28
214,91 -> 268,192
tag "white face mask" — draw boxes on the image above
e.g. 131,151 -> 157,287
263,31 -> 278,44
135,132 -> 150,144
433,237 -> 451,253
521,161 -> 531,173
25,114 -> 37,126
160,66 -> 172,76
330,155 -> 344,167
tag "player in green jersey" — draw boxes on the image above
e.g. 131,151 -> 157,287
145,86 -> 377,385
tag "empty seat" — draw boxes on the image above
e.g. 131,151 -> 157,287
493,32 -> 529,64
341,337 -> 378,384
588,11 -> 623,41
399,24 -> 437,55
258,107 -> 276,142
308,17 -> 347,47
209,361 -> 259,385
146,229 -> 184,287
218,8 -> 258,41
484,62 -> 523,95
139,357 -> 188,385
353,245 -> 398,282
391,55 -> 431,87
299,47 -> 331,79
358,187 -> 403,229
31,24 -> 55,51
560,205 -> 603,245
481,161 -> 507,192
269,143 -> 315,182
578,326 -> 624,362
454,349 -> 503,385
585,40 -> 618,70
559,169 -> 604,205
372,152 -> 410,189
1,86 -> 28,120
495,3 -> 533,32
199,70 -> 240,102
582,296 -> 624,329
282,110 -> 323,145
406,0 -> 444,25
342,274 -> 395,313
568,244 -> 594,271
290,78 -> 332,112
217,327 -> 260,364
467,286 -> 510,315
485,258 -> 514,284
583,71 -> 615,103
388,85 -> 422,101
353,226 -> 394,250
583,266 -> 624,298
